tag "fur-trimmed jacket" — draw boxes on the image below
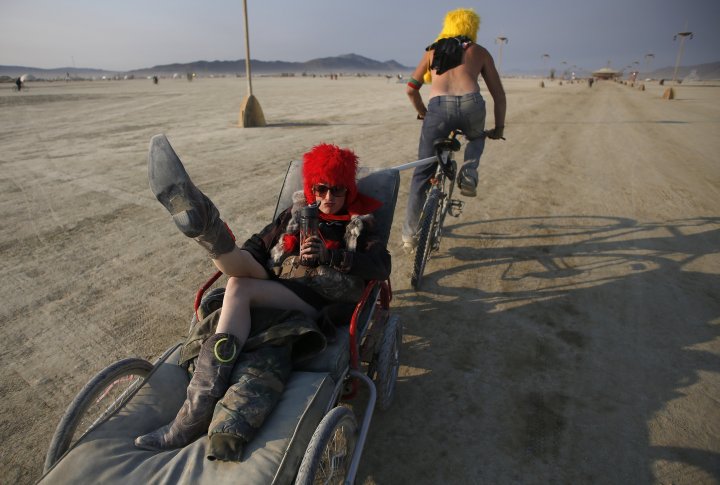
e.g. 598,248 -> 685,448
241,191 -> 391,282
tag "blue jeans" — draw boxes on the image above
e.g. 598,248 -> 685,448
403,92 -> 486,240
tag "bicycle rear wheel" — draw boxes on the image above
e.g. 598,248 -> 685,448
411,191 -> 440,290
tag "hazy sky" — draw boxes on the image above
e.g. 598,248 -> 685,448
2,0 -> 718,73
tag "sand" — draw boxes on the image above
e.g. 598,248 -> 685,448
1,75 -> 718,484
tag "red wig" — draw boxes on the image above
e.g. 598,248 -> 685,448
303,143 -> 358,204
302,143 -> 382,216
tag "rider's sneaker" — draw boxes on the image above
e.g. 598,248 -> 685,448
402,236 -> 417,255
457,166 -> 478,197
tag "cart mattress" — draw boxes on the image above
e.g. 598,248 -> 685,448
39,358 -> 336,485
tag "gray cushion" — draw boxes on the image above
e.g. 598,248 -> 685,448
295,325 -> 350,380
39,347 -> 336,485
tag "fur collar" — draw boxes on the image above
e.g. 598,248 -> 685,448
270,190 -> 374,264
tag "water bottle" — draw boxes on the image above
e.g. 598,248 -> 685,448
299,203 -> 319,266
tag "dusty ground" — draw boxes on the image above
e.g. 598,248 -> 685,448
1,75 -> 718,484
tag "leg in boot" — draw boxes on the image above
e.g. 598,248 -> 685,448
148,134 -> 236,258
134,333 -> 241,450
206,345 -> 293,461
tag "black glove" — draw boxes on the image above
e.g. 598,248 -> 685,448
486,126 -> 505,140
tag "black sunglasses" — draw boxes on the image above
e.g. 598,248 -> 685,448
312,184 -> 348,197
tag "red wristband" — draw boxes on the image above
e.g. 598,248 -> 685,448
407,77 -> 421,90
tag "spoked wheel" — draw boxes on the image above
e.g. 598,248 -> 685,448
370,315 -> 402,411
296,406 -> 358,485
411,191 -> 441,290
44,358 -> 153,472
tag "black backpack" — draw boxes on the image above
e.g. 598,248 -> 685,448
426,36 -> 473,75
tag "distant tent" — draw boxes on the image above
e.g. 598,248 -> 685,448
591,67 -> 619,80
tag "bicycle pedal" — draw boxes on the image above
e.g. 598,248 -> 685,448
449,199 -> 464,217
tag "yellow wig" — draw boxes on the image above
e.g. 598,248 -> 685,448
424,8 -> 481,84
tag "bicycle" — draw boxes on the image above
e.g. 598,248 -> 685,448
410,129 -> 468,290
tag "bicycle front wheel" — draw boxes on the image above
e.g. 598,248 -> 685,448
411,190 -> 441,290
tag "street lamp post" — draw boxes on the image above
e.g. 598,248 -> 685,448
672,28 -> 694,84
542,53 -> 550,78
644,53 -> 654,78
495,36 -> 508,76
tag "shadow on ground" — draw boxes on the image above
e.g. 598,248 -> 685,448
361,215 -> 720,484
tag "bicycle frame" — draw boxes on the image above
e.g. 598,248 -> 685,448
431,144 -> 461,250
410,132 -> 464,289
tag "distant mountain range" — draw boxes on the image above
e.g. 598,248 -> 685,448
0,53 -> 411,80
634,61 -> 720,81
2,55 -> 718,81
505,61 -> 720,81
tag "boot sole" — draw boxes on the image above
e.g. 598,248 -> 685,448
460,187 -> 477,197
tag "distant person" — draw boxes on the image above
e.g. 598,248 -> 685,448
15,77 -> 22,92
402,8 -> 506,251
152,75 -> 159,85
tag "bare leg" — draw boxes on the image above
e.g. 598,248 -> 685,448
216,276 -> 318,340
211,247 -> 270,279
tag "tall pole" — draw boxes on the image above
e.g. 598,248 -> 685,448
243,0 -> 253,96
672,23 -> 693,84
239,0 -> 266,127
644,53 -> 654,77
495,36 -> 508,76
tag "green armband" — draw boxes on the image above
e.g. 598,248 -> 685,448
407,77 -> 421,90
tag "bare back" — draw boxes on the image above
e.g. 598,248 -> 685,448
406,40 -> 506,128
429,44 -> 484,97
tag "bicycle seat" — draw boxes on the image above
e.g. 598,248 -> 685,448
433,137 -> 461,152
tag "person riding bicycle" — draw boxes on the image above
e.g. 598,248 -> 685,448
134,137 -> 390,460
403,8 -> 506,251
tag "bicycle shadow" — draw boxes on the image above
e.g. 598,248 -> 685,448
363,215 -> 720,484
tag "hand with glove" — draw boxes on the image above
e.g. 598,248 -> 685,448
485,126 -> 505,140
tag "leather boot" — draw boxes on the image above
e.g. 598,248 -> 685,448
148,134 -> 236,258
134,333 -> 241,450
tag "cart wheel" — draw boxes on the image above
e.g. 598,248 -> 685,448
189,287 -> 225,333
372,315 -> 401,411
43,358 -> 153,472
296,406 -> 358,485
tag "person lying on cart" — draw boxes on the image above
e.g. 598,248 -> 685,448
134,137 -> 390,461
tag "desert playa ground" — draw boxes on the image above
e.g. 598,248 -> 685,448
1,75 -> 719,484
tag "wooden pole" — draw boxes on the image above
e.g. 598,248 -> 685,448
239,0 -> 266,127
243,0 -> 253,96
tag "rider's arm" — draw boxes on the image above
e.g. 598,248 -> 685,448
479,47 -> 507,138
406,51 -> 431,119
